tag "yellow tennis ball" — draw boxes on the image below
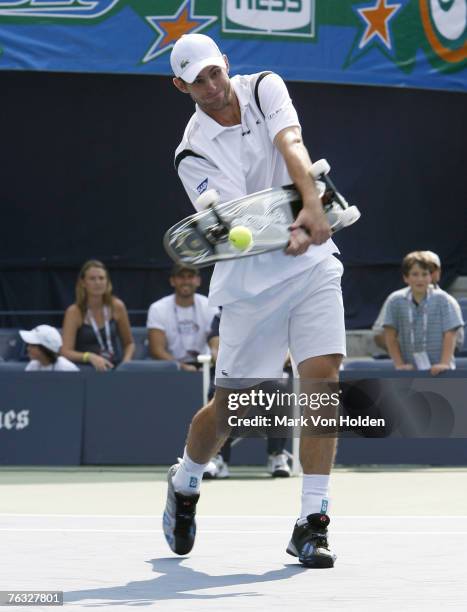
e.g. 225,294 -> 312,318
228,226 -> 253,251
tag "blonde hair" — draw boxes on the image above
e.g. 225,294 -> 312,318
75,260 -> 113,317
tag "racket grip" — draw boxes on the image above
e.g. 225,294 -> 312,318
321,173 -> 347,210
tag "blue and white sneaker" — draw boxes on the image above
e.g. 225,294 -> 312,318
162,464 -> 199,555
286,513 -> 336,568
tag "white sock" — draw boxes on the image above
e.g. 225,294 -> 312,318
300,474 -> 330,518
172,447 -> 208,495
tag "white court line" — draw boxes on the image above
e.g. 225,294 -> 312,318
1,528 -> 467,535
1,514 -> 467,519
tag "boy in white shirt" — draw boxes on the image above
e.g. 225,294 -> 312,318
147,264 -> 218,371
20,325 -> 79,372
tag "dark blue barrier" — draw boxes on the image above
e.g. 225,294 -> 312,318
83,371 -> 203,464
225,436 -> 467,467
336,438 -> 467,466
1,370 -> 467,466
335,370 -> 467,465
0,373 -> 84,465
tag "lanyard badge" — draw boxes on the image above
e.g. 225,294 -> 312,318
407,291 -> 430,370
87,306 -> 114,359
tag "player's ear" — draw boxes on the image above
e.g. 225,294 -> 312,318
223,55 -> 230,75
173,77 -> 189,94
169,276 -> 176,289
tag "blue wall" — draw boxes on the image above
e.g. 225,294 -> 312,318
1,71 -> 465,329
1,370 -> 467,466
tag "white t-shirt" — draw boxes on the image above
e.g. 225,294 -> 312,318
175,72 -> 338,306
25,356 -> 80,372
146,294 -> 218,361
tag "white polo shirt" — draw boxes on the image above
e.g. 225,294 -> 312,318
146,294 -> 218,361
175,72 -> 338,307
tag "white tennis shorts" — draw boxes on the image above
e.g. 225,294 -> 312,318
215,255 -> 346,388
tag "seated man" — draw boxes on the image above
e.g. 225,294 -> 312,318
373,250 -> 464,354
147,264 -> 219,371
383,251 -> 464,374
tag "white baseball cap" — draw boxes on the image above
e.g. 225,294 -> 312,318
423,250 -> 441,268
20,325 -> 62,353
170,33 -> 225,83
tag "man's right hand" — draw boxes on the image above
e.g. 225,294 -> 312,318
286,208 -> 331,256
179,362 -> 198,372
395,364 -> 414,371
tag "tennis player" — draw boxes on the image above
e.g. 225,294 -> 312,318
163,33 -> 346,568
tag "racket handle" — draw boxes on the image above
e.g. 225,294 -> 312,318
321,173 -> 347,210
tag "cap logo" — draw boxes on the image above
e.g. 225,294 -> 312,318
180,59 -> 190,69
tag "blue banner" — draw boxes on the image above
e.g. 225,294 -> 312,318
0,1 -> 465,91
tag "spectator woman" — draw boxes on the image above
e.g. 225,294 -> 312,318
62,260 -> 135,370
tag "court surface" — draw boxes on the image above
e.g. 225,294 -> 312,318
1,466 -> 467,611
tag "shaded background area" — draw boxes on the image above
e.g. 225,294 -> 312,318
1,70 -> 465,328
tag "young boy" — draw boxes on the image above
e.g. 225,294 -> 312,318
373,251 -> 464,352
20,325 -> 79,371
383,252 -> 464,375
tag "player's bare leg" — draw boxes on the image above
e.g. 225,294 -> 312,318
286,353 -> 342,568
298,354 -> 341,475
185,389 -> 234,463
163,387 -> 244,555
